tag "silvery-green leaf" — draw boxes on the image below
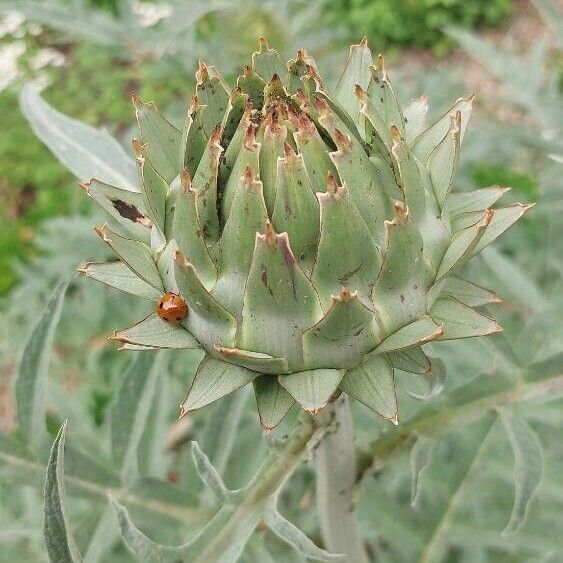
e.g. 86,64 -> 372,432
110,352 -> 162,482
111,313 -> 199,349
80,179 -> 151,243
470,203 -> 535,257
195,62 -> 230,138
500,410 -> 544,535
278,369 -> 344,413
410,434 -> 434,507
181,357 -> 257,415
20,85 -> 137,190
260,110 -> 287,213
16,279 -> 69,453
440,276 -> 500,307
182,98 -> 209,177
430,296 -> 501,340
137,155 -> 168,234
264,503 -> 344,561
133,96 -> 182,184
111,499 -> 179,563
253,376 -> 295,432
82,504 -> 118,563
340,354 -> 397,422
44,422 -> 83,563
95,224 -> 163,291
191,441 -> 227,501
375,316 -> 443,354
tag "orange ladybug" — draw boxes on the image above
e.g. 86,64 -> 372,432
156,293 -> 188,325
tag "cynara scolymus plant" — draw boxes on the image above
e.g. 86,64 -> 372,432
12,37 -> 544,563
77,38 -> 530,427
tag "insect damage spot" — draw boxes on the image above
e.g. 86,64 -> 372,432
112,199 -> 151,227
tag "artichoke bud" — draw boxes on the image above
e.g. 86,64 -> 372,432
82,39 -> 533,430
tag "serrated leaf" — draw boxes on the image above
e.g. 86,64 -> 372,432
95,224 -> 163,291
264,504 -> 344,561
181,357 -> 257,415
500,410 -> 544,535
110,352 -> 162,482
430,296 -> 501,340
20,85 -> 137,190
80,179 -> 151,243
111,499 -> 179,563
111,313 -> 199,349
253,376 -> 295,431
278,369 -> 344,413
339,354 -> 397,422
375,316 -> 443,354
133,97 -> 182,184
16,279 -> 69,453
410,435 -> 434,507
191,441 -> 227,501
44,422 -> 83,563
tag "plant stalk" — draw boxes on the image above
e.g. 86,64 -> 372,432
315,395 -> 370,563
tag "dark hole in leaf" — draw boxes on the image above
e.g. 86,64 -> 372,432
112,199 -> 146,224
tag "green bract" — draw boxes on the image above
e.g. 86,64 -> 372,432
80,39 -> 532,429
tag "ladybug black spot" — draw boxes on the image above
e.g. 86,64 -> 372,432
159,302 -> 164,309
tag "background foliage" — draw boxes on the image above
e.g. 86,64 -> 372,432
1,0 -> 562,562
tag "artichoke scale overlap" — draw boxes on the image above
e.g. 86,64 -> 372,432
79,38 -> 532,429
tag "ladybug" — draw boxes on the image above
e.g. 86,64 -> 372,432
156,293 -> 188,325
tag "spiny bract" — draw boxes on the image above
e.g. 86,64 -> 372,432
79,38 -> 532,430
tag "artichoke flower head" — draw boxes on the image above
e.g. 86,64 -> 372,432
80,38 -> 532,430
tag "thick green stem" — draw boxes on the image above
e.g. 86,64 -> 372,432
315,395 -> 370,563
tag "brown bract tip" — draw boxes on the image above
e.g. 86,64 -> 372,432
243,64 -> 254,77
131,137 -> 145,157
210,123 -> 222,144
178,403 -> 189,419
131,93 -> 142,108
263,220 -> 277,246
296,48 -> 306,61
283,141 -> 296,158
258,36 -> 269,50
332,128 -> 351,152
326,172 -> 339,195
393,201 -> 409,225
354,84 -> 368,102
337,287 -> 356,302
360,36 -> 368,47
270,73 -> 282,86
244,125 -> 258,150
196,60 -> 209,83
180,168 -> 192,191
390,124 -> 402,143
376,53 -> 385,72
313,95 -> 330,113
94,223 -> 109,240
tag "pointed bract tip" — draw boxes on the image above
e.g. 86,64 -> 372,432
306,405 -> 326,415
78,180 -> 90,192
392,201 -> 409,224
376,53 -> 385,71
258,36 -> 269,50
263,220 -> 277,246
196,60 -> 209,83
131,93 -> 142,108
337,287 -> 356,302
390,124 -> 402,143
283,141 -> 296,158
210,123 -> 222,144
270,73 -> 282,85
296,48 -> 306,61
354,84 -> 367,101
131,137 -> 145,157
326,172 -> 339,194
360,36 -> 368,47
243,64 -> 254,76
94,223 -> 109,240
180,168 -> 192,191
390,413 -> 399,426
178,403 -> 189,419
76,263 -> 88,274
